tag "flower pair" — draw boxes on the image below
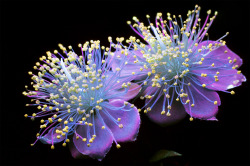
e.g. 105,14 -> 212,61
23,5 -> 246,160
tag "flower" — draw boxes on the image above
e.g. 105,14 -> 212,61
23,40 -> 141,160
112,5 -> 246,125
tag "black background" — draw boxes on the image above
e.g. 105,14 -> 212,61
0,0 -> 250,165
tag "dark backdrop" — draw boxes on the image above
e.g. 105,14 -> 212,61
0,0 -> 250,166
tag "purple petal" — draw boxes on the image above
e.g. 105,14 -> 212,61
70,116 -> 113,161
142,85 -> 158,96
108,83 -> 141,101
197,40 -> 243,67
192,68 -> 246,91
146,96 -> 187,126
207,117 -> 218,121
183,81 -> 221,119
190,40 -> 246,91
111,50 -> 148,79
100,99 -> 140,142
39,125 -> 65,144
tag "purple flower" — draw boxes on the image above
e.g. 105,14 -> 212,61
23,40 -> 141,160
112,6 -> 246,125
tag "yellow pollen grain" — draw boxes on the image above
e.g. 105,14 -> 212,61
116,144 -> 121,149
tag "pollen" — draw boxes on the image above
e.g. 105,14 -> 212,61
116,144 -> 121,149
119,124 -> 123,128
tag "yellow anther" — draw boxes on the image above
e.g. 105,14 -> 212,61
51,145 -> 55,150
119,124 -> 123,128
62,143 -> 66,147
237,70 -> 241,74
166,112 -> 171,116
116,144 -> 121,149
48,118 -> 53,123
24,114 -> 28,118
231,91 -> 235,95
202,84 -> 206,88
102,126 -> 105,129
161,111 -> 166,115
214,101 -> 218,105
189,117 -> 193,121
191,104 -> 195,107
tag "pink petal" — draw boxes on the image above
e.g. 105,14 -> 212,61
100,99 -> 140,142
182,80 -> 221,119
146,96 -> 187,126
70,116 -> 113,161
39,125 -> 65,144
